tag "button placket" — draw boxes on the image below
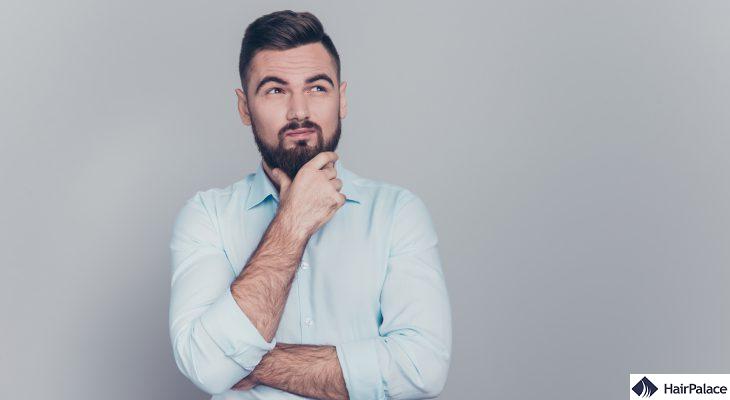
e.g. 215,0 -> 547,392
299,252 -> 314,341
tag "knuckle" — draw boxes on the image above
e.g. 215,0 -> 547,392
329,197 -> 339,208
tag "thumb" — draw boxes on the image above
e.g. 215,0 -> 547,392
272,168 -> 291,192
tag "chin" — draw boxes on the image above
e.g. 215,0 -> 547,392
287,139 -> 315,148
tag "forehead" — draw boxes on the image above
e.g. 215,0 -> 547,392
248,42 -> 337,85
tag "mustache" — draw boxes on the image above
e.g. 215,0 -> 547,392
279,120 -> 320,138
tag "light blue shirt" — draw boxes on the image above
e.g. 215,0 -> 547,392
168,160 -> 452,399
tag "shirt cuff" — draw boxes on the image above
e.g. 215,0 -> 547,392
335,337 -> 385,400
200,286 -> 277,370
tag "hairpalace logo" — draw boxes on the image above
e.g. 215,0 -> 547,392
632,377 -> 658,398
629,374 -> 730,399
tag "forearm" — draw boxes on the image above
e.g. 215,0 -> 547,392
248,343 -> 349,400
230,212 -> 309,342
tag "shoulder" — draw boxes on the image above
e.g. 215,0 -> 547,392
354,175 -> 438,255
179,175 -> 253,213
346,169 -> 425,214
346,169 -> 437,250
171,174 -> 253,233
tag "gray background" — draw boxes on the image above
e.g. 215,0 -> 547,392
1,1 -> 728,399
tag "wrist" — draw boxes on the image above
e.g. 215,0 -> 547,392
272,209 -> 311,243
249,367 -> 261,384
251,346 -> 277,385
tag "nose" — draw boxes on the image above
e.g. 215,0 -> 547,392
286,90 -> 310,121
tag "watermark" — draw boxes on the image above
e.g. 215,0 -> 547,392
630,374 -> 730,399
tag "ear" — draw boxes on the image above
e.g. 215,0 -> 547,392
339,80 -> 348,119
235,88 -> 252,126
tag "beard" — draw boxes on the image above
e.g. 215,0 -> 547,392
251,115 -> 341,180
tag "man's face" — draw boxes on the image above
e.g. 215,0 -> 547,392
235,42 -> 348,180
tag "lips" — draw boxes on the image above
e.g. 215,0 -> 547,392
285,128 -> 315,136
285,128 -> 315,139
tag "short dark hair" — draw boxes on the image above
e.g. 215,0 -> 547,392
238,10 -> 341,94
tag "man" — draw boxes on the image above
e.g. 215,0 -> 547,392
169,10 -> 452,400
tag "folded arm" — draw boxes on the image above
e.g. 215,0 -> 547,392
337,192 -> 452,399
235,191 -> 453,400
168,192 -> 307,395
234,342 -> 349,400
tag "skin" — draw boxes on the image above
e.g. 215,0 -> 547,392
235,42 -> 348,182
226,43 -> 351,399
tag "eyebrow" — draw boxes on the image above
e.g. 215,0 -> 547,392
254,73 -> 335,95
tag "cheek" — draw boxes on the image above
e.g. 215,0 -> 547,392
252,105 -> 287,139
309,99 -> 340,125
255,101 -> 287,122
310,95 -> 339,111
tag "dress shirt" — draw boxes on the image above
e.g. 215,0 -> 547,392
168,159 -> 452,399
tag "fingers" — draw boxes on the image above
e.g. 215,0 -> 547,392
270,168 -> 291,191
322,163 -> 342,195
331,177 -> 343,192
305,151 -> 339,171
336,192 -> 346,207
322,162 -> 337,180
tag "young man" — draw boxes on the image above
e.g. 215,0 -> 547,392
169,10 -> 452,400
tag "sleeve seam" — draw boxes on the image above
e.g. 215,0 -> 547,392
194,191 -> 237,276
386,189 -> 418,260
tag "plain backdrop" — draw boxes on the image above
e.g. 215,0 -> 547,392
1,1 -> 729,399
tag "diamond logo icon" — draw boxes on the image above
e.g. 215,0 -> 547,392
632,376 -> 658,398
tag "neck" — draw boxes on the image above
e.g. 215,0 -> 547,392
261,161 -> 280,193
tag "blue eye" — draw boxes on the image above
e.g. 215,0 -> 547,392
312,86 -> 327,92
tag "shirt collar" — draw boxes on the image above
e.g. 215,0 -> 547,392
245,159 -> 363,210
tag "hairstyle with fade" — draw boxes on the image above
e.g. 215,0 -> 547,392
238,10 -> 341,95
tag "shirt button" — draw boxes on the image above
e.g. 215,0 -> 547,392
303,317 -> 314,326
300,261 -> 310,270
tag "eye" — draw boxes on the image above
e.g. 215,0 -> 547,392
266,87 -> 284,94
311,85 -> 327,93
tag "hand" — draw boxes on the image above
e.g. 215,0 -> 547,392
270,151 -> 345,239
232,372 -> 258,391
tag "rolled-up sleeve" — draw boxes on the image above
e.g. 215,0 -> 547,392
168,192 -> 276,395
336,191 -> 452,400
